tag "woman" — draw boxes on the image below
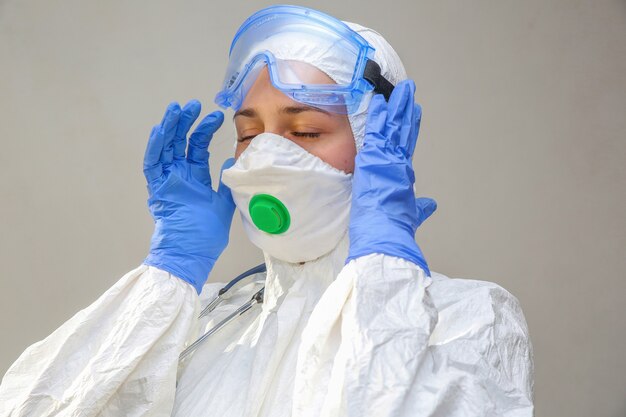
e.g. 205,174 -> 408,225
0,5 -> 533,416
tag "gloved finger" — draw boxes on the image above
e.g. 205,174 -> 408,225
188,111 -> 225,185
217,158 -> 236,208
143,125 -> 164,184
387,79 -> 414,150
397,97 -> 414,159
188,111 -> 224,165
173,100 -> 202,160
397,81 -> 417,157
159,102 -> 181,167
414,197 -> 437,227
362,94 -> 388,147
406,103 -> 422,159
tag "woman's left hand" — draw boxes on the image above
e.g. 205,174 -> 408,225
347,79 -> 433,275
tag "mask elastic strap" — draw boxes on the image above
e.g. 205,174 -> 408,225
363,59 -> 395,101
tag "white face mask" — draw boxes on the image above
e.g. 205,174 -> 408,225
221,133 -> 353,263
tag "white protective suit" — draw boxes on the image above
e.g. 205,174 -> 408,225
0,23 -> 534,417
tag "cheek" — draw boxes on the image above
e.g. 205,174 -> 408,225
314,138 -> 356,174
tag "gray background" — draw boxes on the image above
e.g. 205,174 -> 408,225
1,0 -> 624,416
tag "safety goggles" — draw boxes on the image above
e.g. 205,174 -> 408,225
214,5 -> 395,115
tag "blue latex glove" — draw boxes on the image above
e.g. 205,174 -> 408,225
143,100 -> 235,294
347,80 -> 432,275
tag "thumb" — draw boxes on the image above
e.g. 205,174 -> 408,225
415,197 -> 437,227
217,157 -> 236,206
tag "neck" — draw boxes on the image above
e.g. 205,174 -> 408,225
261,233 -> 349,312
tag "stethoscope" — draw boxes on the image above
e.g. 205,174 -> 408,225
179,264 -> 267,361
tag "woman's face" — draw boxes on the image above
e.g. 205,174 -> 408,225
233,66 -> 357,173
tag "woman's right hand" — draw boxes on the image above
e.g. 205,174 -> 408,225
143,100 -> 236,295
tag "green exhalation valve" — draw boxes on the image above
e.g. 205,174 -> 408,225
248,194 -> 291,235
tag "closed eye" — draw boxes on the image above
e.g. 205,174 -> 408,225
238,132 -> 321,142
238,135 -> 256,142
292,132 -> 321,138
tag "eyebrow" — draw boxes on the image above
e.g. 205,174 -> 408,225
233,105 -> 331,120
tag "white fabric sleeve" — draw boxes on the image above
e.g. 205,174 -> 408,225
0,264 -> 200,417
293,254 -> 533,417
